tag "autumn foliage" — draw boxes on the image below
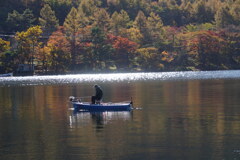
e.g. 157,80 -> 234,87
0,38 -> 10,53
107,34 -> 137,55
1,0 -> 240,74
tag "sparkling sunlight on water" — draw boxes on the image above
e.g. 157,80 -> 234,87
1,70 -> 240,86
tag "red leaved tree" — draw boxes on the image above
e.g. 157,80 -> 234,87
180,30 -> 226,70
107,34 -> 138,69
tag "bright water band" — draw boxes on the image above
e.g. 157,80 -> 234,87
1,70 -> 240,86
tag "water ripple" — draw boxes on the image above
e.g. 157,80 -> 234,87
0,70 -> 240,86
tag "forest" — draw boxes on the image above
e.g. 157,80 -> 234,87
0,0 -> 240,74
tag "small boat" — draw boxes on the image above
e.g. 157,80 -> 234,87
70,96 -> 133,111
72,102 -> 133,112
0,73 -> 13,77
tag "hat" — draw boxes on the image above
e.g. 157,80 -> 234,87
94,84 -> 99,88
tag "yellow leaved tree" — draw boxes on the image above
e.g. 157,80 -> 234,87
0,38 -> 10,53
15,26 -> 42,65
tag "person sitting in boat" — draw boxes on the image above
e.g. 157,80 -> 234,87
91,84 -> 103,104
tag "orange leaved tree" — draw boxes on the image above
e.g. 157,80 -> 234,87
107,34 -> 138,69
44,26 -> 71,73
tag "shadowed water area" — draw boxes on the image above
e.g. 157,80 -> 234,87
1,70 -> 240,160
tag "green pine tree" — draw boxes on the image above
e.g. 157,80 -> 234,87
193,0 -> 214,24
111,10 -> 131,35
147,12 -> 164,44
63,7 -> 80,70
7,9 -> 36,32
215,6 -> 234,28
39,4 -> 59,36
93,8 -> 111,32
78,0 -> 99,24
134,11 -> 149,45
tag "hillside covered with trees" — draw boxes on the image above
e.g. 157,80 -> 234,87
0,0 -> 240,74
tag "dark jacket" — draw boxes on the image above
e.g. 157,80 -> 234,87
95,86 -> 103,100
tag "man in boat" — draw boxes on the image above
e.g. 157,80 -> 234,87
91,84 -> 103,104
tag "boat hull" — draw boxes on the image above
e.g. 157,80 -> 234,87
0,73 -> 13,77
73,102 -> 132,111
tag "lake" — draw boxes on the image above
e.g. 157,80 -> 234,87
1,70 -> 240,160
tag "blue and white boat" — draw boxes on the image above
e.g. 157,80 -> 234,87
69,96 -> 133,111
72,102 -> 133,112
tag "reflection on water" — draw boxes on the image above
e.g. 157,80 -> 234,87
1,71 -> 240,160
1,70 -> 240,86
69,111 -> 132,129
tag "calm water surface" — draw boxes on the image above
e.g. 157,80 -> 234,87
1,71 -> 240,160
